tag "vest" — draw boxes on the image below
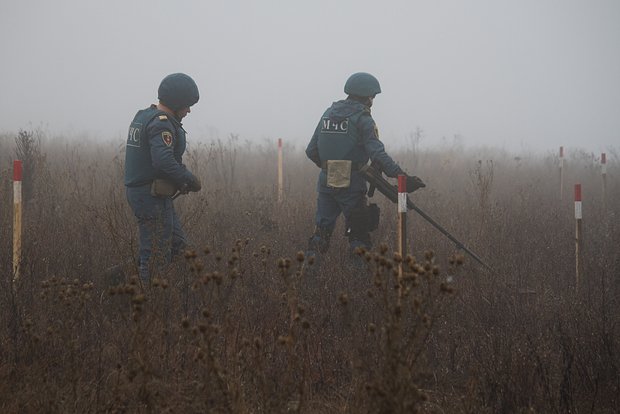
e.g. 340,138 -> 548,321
124,106 -> 185,186
317,109 -> 367,166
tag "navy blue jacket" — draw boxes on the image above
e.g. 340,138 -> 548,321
306,99 -> 404,192
124,105 -> 195,187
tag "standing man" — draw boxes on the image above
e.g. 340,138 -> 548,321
125,73 -> 202,283
305,72 -> 425,266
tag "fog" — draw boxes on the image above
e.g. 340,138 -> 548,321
1,0 -> 619,153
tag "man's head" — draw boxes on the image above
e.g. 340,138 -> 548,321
344,72 -> 381,97
158,73 -> 199,119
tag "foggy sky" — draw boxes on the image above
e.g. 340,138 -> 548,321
1,0 -> 619,153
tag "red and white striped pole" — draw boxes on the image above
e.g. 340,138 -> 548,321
574,184 -> 582,292
397,175 -> 407,301
277,138 -> 283,203
601,153 -> 607,209
13,160 -> 23,284
559,146 -> 565,200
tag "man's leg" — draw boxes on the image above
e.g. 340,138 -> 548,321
307,192 -> 341,259
340,191 -> 372,262
126,185 -> 173,283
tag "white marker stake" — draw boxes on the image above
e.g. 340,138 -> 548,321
559,146 -> 565,201
601,153 -> 607,209
574,184 -> 582,292
277,138 -> 283,203
13,160 -> 23,284
397,175 -> 407,303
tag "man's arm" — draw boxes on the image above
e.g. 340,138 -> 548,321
305,123 -> 322,168
360,115 -> 404,178
147,120 -> 196,187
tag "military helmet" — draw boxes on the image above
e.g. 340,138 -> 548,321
344,72 -> 381,97
158,73 -> 200,111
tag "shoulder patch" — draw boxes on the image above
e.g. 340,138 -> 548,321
158,115 -> 168,121
162,131 -> 173,147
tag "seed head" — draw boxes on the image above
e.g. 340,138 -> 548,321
296,251 -> 305,262
440,282 -> 454,294
277,335 -> 292,345
132,294 -> 146,305
379,244 -> 388,255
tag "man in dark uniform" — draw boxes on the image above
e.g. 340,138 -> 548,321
124,73 -> 202,283
305,72 -> 425,265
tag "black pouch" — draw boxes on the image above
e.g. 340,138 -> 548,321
151,179 -> 177,198
367,203 -> 380,231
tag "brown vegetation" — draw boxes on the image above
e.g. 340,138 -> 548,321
1,130 -> 619,413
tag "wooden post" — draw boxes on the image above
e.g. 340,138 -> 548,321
559,146 -> 565,201
13,160 -> 23,285
574,184 -> 582,292
397,175 -> 407,301
277,138 -> 283,203
601,153 -> 607,210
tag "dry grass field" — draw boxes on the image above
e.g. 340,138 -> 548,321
1,130 -> 619,413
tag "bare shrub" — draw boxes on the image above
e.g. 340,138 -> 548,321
0,131 -> 618,413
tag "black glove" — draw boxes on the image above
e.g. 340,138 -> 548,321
186,175 -> 202,192
406,175 -> 426,193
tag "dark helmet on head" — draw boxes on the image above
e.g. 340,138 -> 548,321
158,73 -> 199,111
344,72 -> 381,97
